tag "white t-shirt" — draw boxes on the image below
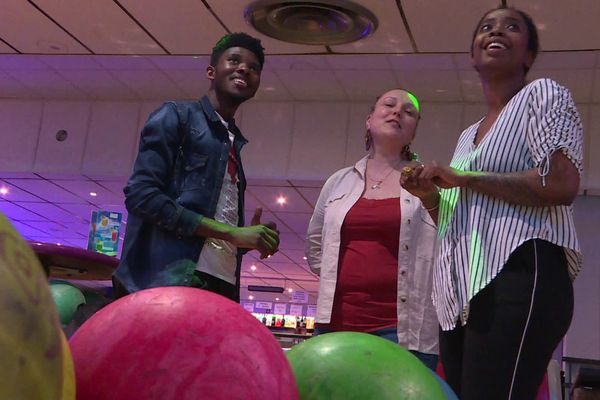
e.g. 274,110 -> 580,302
196,115 -> 239,284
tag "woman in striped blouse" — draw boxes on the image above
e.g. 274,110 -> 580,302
417,6 -> 584,400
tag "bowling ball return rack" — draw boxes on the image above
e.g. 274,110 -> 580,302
29,241 -> 119,281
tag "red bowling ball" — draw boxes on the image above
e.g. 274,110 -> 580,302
69,286 -> 298,400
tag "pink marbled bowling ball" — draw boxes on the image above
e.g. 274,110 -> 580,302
69,286 -> 298,400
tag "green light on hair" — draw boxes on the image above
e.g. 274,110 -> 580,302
406,91 -> 420,113
214,35 -> 231,51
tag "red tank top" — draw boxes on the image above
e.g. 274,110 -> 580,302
318,197 -> 400,332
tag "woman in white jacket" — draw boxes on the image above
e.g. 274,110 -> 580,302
305,88 -> 441,370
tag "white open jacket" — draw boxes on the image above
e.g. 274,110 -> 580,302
305,156 -> 439,354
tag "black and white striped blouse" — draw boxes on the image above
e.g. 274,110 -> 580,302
433,78 -> 584,331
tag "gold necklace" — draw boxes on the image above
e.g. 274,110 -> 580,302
367,166 -> 397,190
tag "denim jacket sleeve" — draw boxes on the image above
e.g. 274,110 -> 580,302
124,102 -> 202,238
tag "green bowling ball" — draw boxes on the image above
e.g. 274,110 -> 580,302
49,282 -> 86,326
286,332 -> 447,400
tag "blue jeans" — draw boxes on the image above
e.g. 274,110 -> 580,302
313,326 -> 438,371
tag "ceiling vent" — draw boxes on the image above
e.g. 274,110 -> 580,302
244,0 -> 378,45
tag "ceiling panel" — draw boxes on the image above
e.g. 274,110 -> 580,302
19,202 -> 82,222
155,69 -> 208,100
0,41 -> 17,54
0,55 -> 51,71
149,55 -> 208,70
402,0 -> 498,52
249,186 -> 314,214
326,54 -> 391,70
6,69 -> 88,99
273,212 -> 312,235
53,180 -> 123,205
394,70 -> 462,102
389,54 -> 456,70
510,0 -> 600,51
0,70 -> 38,99
296,187 -> 321,209
330,1 -> 412,54
334,70 -> 399,101
40,55 -> 103,70
533,52 -> 598,71
266,55 -> 331,71
594,69 -> 600,103
206,0 -> 326,54
252,70 -> 291,101
0,179 -> 43,202
0,202 -> 48,222
9,220 -> 47,236
277,70 -> 346,101
58,69 -> 140,100
527,69 -> 595,103
108,69 -> 185,99
458,70 -> 484,103
6,179 -> 85,203
118,0 -> 226,55
33,0 -> 164,55
278,232 -> 306,250
588,105 -> 600,190
0,0 -> 89,54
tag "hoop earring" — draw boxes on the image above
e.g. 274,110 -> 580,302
402,144 -> 419,161
365,130 -> 372,151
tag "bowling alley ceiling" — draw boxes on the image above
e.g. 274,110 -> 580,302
0,1 -> 599,103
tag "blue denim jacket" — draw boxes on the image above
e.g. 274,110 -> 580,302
113,96 -> 247,298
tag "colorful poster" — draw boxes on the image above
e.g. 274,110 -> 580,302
289,304 -> 303,316
241,302 -> 255,313
273,303 -> 287,315
255,301 -> 273,312
87,211 -> 122,256
291,290 -> 308,303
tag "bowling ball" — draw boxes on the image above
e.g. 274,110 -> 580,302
0,214 -> 64,399
286,332 -> 447,399
60,332 -> 75,400
69,286 -> 299,400
50,281 -> 86,325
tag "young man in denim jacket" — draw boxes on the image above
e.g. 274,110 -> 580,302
113,33 -> 279,301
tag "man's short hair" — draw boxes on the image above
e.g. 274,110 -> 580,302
210,32 -> 265,68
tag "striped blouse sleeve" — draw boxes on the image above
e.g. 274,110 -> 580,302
526,78 -> 584,184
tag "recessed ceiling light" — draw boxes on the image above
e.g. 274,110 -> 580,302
287,288 -> 293,293
277,196 -> 287,205
0,187 -> 8,195
89,192 -> 97,197
250,265 -> 257,271
303,256 -> 307,260
275,297 -> 280,301
245,0 -> 378,45
249,295 -> 254,300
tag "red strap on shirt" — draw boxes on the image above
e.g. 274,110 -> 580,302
227,144 -> 238,185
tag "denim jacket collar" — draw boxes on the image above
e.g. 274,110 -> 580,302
199,96 -> 248,145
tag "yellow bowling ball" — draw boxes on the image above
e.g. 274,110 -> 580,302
0,214 -> 66,399
60,332 -> 75,400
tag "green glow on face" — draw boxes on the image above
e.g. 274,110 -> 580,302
406,91 -> 420,113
